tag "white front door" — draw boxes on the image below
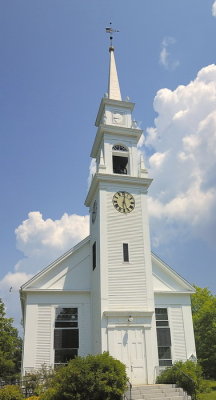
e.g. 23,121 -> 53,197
108,327 -> 147,384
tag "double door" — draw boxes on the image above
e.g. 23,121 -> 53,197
108,327 -> 147,384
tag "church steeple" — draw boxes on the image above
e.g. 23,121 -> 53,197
108,47 -> 122,101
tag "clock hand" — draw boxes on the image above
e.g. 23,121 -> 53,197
122,193 -> 127,211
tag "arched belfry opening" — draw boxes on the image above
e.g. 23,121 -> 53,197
112,144 -> 129,174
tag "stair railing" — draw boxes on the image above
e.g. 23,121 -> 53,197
123,379 -> 132,400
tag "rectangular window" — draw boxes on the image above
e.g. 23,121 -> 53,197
92,242 -> 96,270
123,243 -> 129,262
54,307 -> 78,366
155,308 -> 172,367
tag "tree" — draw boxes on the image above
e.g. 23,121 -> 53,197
191,286 -> 216,379
41,352 -> 127,400
0,299 -> 22,382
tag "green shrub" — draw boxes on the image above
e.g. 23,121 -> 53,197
25,396 -> 40,400
41,352 -> 127,400
0,385 -> 23,400
156,360 -> 208,399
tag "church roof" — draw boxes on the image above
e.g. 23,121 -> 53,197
20,236 -> 194,295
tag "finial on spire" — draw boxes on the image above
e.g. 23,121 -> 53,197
105,22 -> 119,50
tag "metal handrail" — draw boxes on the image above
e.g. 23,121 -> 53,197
123,379 -> 132,400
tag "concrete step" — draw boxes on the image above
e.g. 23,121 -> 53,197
142,390 -> 184,397
130,395 -> 185,400
130,388 -> 184,395
143,397 -> 187,400
130,397 -> 188,400
124,384 -> 191,400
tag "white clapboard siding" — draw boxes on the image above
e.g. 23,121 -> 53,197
35,305 -> 52,368
170,306 -> 187,361
107,190 -> 147,308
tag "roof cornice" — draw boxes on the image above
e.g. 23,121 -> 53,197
91,124 -> 142,158
85,173 -> 152,206
95,97 -> 135,127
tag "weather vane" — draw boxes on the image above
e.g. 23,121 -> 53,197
105,22 -> 119,48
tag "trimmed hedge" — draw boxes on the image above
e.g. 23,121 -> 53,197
41,352 -> 127,400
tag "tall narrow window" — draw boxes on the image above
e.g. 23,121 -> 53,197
92,241 -> 96,270
155,308 -> 172,367
54,307 -> 78,366
123,243 -> 129,262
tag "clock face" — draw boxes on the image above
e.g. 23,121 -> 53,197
112,191 -> 135,214
113,112 -> 124,124
92,200 -> 97,223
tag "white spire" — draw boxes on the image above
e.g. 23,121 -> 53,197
108,47 -> 122,101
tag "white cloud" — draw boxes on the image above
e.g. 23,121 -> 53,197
212,1 -> 216,16
141,64 -> 216,247
159,36 -> 180,70
149,151 -> 169,169
0,211 -> 89,327
0,272 -> 32,290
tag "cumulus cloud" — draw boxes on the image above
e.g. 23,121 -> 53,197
141,64 -> 216,247
0,211 -> 89,328
159,37 -> 180,70
212,1 -> 216,16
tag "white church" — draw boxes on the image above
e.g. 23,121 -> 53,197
20,43 -> 196,385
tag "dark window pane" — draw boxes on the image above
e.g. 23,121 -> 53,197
113,156 -> 128,174
123,243 -> 129,262
54,329 -> 79,349
156,321 -> 169,327
55,349 -> 77,364
55,321 -> 78,328
158,346 -> 171,360
155,308 -> 168,320
157,328 -> 171,346
93,242 -> 96,270
159,359 -> 172,367
56,308 -> 78,321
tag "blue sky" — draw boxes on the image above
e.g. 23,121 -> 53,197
0,0 -> 216,329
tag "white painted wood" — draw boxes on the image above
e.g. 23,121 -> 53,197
108,48 -> 122,101
35,305 -> 52,368
169,306 -> 187,362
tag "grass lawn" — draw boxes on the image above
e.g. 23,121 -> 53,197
199,381 -> 216,400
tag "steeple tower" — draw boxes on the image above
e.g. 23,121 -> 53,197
85,41 -> 156,384
108,47 -> 122,100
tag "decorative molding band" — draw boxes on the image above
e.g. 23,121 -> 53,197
85,173 -> 152,206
